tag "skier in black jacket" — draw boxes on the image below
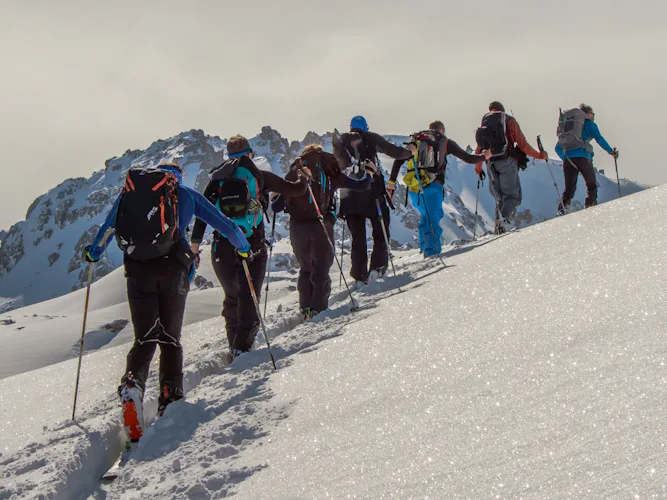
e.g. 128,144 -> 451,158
333,116 -> 415,285
190,135 -> 309,360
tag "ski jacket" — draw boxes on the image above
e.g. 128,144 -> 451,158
191,169 -> 308,244
87,165 -> 251,261
271,170 -> 373,215
390,137 -> 486,184
555,120 -> 613,161
475,116 -> 544,171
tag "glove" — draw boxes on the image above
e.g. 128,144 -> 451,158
475,163 -> 484,175
611,148 -> 619,159
364,160 -> 377,175
237,247 -> 256,263
540,151 -> 548,161
82,245 -> 99,263
386,180 -> 397,199
194,252 -> 201,269
478,170 -> 486,181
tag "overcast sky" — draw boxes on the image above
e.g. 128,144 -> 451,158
1,0 -> 664,229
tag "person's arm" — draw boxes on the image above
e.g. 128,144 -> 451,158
190,180 -> 217,246
84,194 -> 122,261
587,121 -> 614,154
263,171 -> 308,197
507,118 -> 546,160
186,187 -> 250,253
369,132 -> 413,160
447,139 -> 487,164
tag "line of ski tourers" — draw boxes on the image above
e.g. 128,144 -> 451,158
78,101 -> 618,460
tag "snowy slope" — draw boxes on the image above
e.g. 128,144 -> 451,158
0,127 -> 648,312
1,186 -> 666,499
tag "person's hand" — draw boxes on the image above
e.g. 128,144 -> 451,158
406,143 -> 417,155
82,245 -> 99,263
475,163 -> 484,175
610,148 -> 619,160
540,151 -> 549,161
386,180 -> 397,199
482,149 -> 492,161
194,252 -> 201,269
299,166 -> 313,179
478,170 -> 486,181
237,247 -> 255,263
364,160 -> 377,175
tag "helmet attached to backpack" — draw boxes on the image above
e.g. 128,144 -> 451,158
114,166 -> 180,261
557,107 -> 594,153
211,156 -> 265,237
402,130 -> 445,192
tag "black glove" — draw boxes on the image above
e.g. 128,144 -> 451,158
82,245 -> 99,263
478,170 -> 486,181
611,148 -> 619,160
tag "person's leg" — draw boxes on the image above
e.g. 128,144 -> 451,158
421,183 -> 444,256
572,157 -> 598,208
211,237 -> 240,348
309,219 -> 335,312
346,214 -> 369,282
561,158 -> 579,209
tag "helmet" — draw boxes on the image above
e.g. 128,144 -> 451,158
350,115 -> 369,132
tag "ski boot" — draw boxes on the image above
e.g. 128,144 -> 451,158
118,372 -> 145,443
157,383 -> 183,417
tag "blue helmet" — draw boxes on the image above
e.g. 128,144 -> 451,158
350,115 -> 369,132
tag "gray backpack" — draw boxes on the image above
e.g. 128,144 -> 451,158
557,108 -> 593,153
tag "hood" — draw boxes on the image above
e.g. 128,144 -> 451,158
158,164 -> 183,184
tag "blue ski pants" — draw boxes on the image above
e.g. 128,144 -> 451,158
409,182 -> 444,256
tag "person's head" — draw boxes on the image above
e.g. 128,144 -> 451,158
429,120 -> 445,135
489,101 -> 506,112
227,135 -> 253,158
301,144 -> 323,156
350,115 -> 369,132
579,103 -> 595,120
157,162 -> 183,183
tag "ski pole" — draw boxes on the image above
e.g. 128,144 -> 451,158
614,156 -> 621,198
473,178 -> 481,241
339,222 -> 345,287
537,135 -> 567,215
242,258 -> 277,370
262,212 -> 277,320
72,262 -> 94,420
305,182 -> 359,311
375,199 -> 397,278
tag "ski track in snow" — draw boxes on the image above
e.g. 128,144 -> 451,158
0,248 -> 446,499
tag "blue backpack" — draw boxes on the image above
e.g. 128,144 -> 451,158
211,157 -> 264,237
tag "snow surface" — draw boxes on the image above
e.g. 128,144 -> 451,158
1,186 -> 666,499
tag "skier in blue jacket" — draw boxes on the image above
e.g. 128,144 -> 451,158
83,163 -> 250,444
555,104 -> 618,210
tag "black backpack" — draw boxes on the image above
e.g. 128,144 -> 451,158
285,149 -> 340,221
115,168 -> 179,261
476,111 -> 510,159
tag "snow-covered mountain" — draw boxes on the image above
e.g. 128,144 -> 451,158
0,127 -> 649,311
0,185 -> 665,498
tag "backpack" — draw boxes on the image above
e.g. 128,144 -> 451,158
557,108 -> 593,153
402,130 -> 445,191
285,149 -> 340,221
475,111 -> 510,159
114,167 -> 179,261
211,157 -> 264,237
333,129 -> 368,179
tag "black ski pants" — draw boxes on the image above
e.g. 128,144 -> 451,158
346,206 -> 390,283
212,231 -> 268,351
290,218 -> 334,312
124,256 -> 189,393
562,157 -> 597,208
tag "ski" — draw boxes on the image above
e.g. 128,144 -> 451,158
101,440 -> 138,482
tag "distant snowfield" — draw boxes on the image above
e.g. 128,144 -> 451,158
1,186 -> 666,499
